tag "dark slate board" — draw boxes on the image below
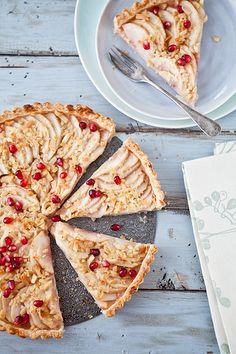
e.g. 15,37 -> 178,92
50,137 -> 157,327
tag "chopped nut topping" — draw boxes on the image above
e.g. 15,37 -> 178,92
211,35 -> 221,43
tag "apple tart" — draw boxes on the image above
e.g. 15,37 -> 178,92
0,103 -> 115,215
0,103 -> 162,338
50,222 -> 157,317
0,176 -> 63,338
114,0 -> 207,104
59,138 -> 165,220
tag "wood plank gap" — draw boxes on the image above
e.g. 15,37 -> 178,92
0,65 -> 27,68
164,206 -> 189,214
116,126 -> 236,135
138,288 -> 206,293
0,52 -> 78,57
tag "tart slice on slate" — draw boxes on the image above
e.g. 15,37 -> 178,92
0,176 -> 64,339
59,138 -> 165,220
0,102 -> 115,215
114,0 -> 207,104
50,222 -> 157,317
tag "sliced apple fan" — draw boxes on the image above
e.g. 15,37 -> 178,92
114,0 -> 207,104
0,103 -> 115,339
0,102 -> 115,216
59,138 -> 165,220
0,176 -> 63,339
50,222 -> 157,317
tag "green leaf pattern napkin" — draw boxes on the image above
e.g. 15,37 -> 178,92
183,141 -> 236,354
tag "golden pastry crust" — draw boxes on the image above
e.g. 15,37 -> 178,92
102,244 -> 157,317
114,0 -> 206,30
123,138 -> 165,209
0,323 -> 64,339
0,102 -> 115,136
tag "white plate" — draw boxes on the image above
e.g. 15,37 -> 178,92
74,0 -> 236,128
96,0 -> 236,120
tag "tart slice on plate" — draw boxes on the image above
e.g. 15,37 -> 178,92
0,103 -> 115,215
0,177 -> 63,339
50,222 -> 157,317
114,0 -> 207,104
59,138 -> 165,220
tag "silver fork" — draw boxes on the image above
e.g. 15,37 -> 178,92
109,47 -> 221,137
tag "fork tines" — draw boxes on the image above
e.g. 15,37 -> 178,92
109,47 -> 138,78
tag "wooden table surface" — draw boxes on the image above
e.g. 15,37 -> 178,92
1,1 -> 235,353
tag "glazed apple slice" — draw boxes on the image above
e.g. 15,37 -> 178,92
59,138 -> 165,220
50,222 -> 157,317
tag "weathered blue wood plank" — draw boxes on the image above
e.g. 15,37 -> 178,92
0,55 -> 235,131
0,0 -> 77,55
0,291 -> 219,354
135,210 -> 205,290
142,211 -> 204,291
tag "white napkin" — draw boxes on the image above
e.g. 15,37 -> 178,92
183,141 -> 236,354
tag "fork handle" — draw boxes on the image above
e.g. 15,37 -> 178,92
143,75 -> 221,137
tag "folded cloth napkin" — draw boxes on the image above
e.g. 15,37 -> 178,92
183,141 -> 236,354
